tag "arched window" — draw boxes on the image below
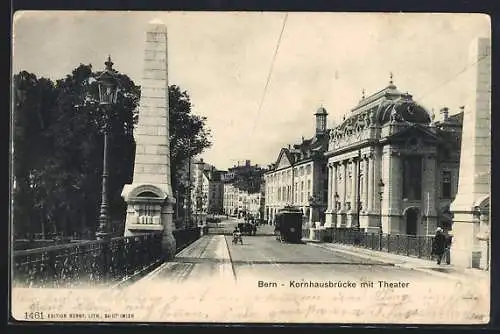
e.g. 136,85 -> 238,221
137,191 -> 159,198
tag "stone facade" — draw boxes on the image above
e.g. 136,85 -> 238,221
450,37 -> 491,269
191,159 -> 224,215
247,190 -> 265,220
223,182 -> 238,216
121,19 -> 176,259
325,79 -> 462,236
222,161 -> 266,218
264,108 -> 329,226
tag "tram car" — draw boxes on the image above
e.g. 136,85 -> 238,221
274,206 -> 303,243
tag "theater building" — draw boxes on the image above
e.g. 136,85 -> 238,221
324,78 -> 462,236
264,107 -> 329,225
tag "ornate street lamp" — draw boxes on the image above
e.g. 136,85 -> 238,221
95,56 -> 121,240
378,178 -> 385,250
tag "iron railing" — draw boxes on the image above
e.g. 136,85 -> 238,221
173,227 -> 201,252
13,227 -> 201,288
329,228 -> 434,260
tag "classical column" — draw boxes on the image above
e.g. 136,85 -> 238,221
350,159 -> 357,212
363,156 -> 369,212
368,154 -> 375,212
332,163 -> 338,211
342,161 -> 347,210
327,164 -> 333,211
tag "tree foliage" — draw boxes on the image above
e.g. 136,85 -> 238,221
12,66 -> 211,238
13,64 -> 139,238
168,85 -> 212,215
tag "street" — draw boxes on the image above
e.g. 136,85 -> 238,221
114,229 -> 488,323
11,229 -> 489,323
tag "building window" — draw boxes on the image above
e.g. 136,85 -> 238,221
306,165 -> 311,175
442,171 -> 452,199
402,156 -> 422,200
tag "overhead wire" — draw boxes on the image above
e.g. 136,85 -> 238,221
414,54 -> 489,102
249,13 -> 288,136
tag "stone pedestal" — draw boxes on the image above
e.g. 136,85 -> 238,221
346,212 -> 355,228
324,210 -> 336,227
450,212 -> 480,268
121,19 -> 176,261
308,227 -> 323,242
160,198 -> 177,259
336,212 -> 346,227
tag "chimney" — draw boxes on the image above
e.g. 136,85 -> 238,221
245,160 -> 250,167
440,107 -> 449,121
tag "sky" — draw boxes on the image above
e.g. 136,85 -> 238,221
12,11 -> 490,170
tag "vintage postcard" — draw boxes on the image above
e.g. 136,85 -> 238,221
10,11 -> 491,324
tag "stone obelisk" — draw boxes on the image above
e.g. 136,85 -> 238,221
450,37 -> 491,269
122,19 -> 176,260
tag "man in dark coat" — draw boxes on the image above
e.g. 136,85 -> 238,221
432,227 -> 447,265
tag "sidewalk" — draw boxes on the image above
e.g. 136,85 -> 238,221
307,241 -> 490,283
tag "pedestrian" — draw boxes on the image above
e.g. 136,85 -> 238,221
432,227 -> 446,265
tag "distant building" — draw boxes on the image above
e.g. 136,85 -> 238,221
247,187 -> 265,221
222,160 -> 266,218
223,182 -> 238,216
324,77 -> 463,236
264,107 -> 329,225
192,159 -> 224,216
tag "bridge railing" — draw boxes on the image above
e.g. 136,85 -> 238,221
329,228 -> 434,260
173,227 -> 201,252
13,227 -> 201,288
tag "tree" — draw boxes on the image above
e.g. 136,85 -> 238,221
12,64 -> 140,238
168,85 -> 212,218
12,68 -> 210,238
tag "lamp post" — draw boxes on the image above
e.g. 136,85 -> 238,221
378,178 -> 385,250
95,56 -> 120,240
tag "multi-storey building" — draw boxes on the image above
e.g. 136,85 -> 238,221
223,182 -> 238,216
264,107 -> 329,225
192,159 -> 224,216
324,77 -> 462,236
247,189 -> 265,221
222,160 -> 266,218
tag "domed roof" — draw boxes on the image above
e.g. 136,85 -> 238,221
335,85 -> 431,133
376,95 -> 431,125
315,106 -> 328,115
